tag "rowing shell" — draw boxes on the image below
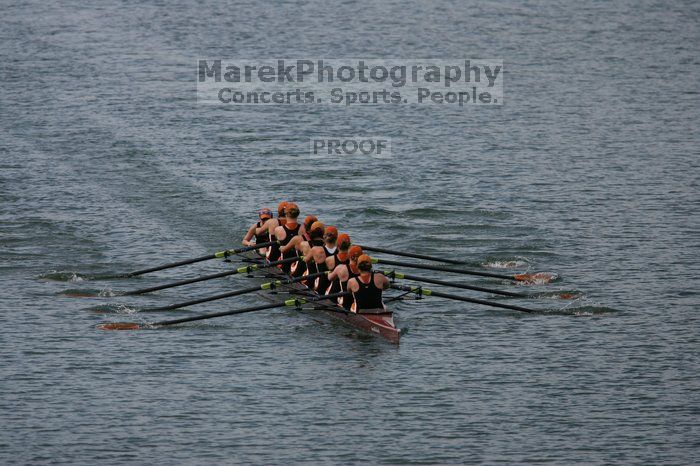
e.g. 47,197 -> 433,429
239,251 -> 401,344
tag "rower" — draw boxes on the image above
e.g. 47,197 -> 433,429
348,254 -> 390,313
326,232 -> 350,272
302,215 -> 318,241
327,244 -> 364,310
322,226 -> 338,257
300,221 -> 330,290
298,224 -> 338,287
262,201 -> 290,262
242,208 -> 273,255
276,203 -> 304,273
275,201 -> 289,227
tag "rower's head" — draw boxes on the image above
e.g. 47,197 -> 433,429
357,254 -> 373,273
349,245 -> 364,262
324,226 -> 338,244
258,208 -> 272,221
337,233 -> 351,251
303,215 -> 318,232
309,221 -> 325,240
277,201 -> 289,218
285,202 -> 300,221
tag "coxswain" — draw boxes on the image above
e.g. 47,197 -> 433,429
326,244 -> 364,310
348,254 -> 390,313
242,208 -> 273,255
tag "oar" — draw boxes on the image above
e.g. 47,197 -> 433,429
121,241 -> 277,277
98,291 -> 351,330
372,258 -> 556,283
361,245 -> 465,265
139,271 -> 327,312
379,270 -> 527,298
391,284 -> 537,313
121,256 -> 300,296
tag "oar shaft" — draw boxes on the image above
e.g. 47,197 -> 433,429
381,270 -> 527,298
152,302 -> 286,326
122,256 -> 300,296
124,269 -> 238,296
391,284 -> 536,313
362,245 -> 464,265
150,291 -> 352,327
125,241 -> 276,277
145,285 -> 262,312
126,254 -> 216,277
142,270 -> 328,312
375,258 -> 516,281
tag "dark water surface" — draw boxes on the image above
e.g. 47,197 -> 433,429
2,0 -> 699,464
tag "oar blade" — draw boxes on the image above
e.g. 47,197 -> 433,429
97,322 -> 143,331
514,272 -> 559,284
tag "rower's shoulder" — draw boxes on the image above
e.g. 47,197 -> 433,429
375,272 -> 390,287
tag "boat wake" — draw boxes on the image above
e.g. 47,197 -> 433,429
482,257 -> 529,269
543,296 -> 618,316
59,288 -> 120,298
38,270 -> 128,282
514,272 -> 560,285
536,290 -> 585,300
549,305 -> 617,316
86,303 -> 139,314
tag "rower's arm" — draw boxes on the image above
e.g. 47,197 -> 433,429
327,265 -> 339,281
377,273 -> 391,290
297,240 -> 311,257
257,218 -> 277,236
280,234 -> 302,253
328,264 -> 346,281
347,278 -> 359,293
242,224 -> 256,246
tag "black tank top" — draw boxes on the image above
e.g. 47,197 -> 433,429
280,223 -> 300,246
279,223 -> 301,273
313,261 -> 330,294
352,272 -> 383,310
305,238 -> 326,287
339,267 -> 359,310
254,221 -> 270,245
335,254 -> 349,269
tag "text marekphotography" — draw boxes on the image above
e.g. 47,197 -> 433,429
309,137 -> 391,159
197,59 -> 503,107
